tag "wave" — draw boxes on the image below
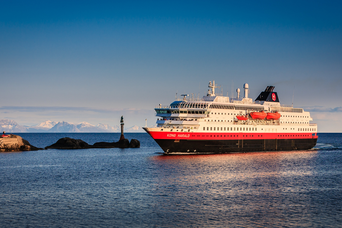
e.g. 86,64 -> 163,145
314,142 -> 342,151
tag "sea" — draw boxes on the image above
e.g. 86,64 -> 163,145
0,133 -> 341,227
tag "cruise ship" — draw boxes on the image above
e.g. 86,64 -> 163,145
143,81 -> 318,154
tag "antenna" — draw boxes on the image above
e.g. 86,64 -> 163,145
231,81 -> 234,99
236,88 -> 240,100
145,119 -> 147,127
292,86 -> 295,107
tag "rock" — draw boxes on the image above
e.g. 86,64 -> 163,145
0,134 -> 41,152
129,139 -> 140,148
115,139 -> 130,148
92,141 -> 116,148
45,137 -> 90,149
92,138 -> 140,148
92,139 -> 130,148
45,137 -> 140,150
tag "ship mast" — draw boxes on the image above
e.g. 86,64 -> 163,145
207,80 -> 218,96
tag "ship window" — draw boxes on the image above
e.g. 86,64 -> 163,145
210,127 -> 212,130
207,127 -> 209,130
203,127 -> 205,130
221,127 -> 223,131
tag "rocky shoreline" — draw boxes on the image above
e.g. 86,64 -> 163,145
0,135 -> 41,152
0,135 -> 140,152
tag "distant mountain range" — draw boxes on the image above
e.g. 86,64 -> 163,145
0,119 -> 143,133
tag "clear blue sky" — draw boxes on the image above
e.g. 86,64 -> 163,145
1,0 -> 341,131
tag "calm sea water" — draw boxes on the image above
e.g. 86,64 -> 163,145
0,133 -> 341,227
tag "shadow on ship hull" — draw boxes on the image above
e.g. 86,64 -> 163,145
155,138 -> 318,155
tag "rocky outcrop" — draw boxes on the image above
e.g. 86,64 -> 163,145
46,138 -> 140,149
45,137 -> 91,149
0,135 -> 41,152
129,139 -> 140,148
92,139 -> 133,148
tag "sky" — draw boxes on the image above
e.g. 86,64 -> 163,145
0,0 -> 341,132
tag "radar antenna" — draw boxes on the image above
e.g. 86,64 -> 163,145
181,94 -> 189,101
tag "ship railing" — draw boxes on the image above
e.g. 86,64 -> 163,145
271,107 -> 303,113
280,104 -> 293,107
155,105 -> 171,109
155,105 -> 209,110
156,119 -> 199,124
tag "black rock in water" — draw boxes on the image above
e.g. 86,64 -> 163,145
45,137 -> 140,150
129,139 -> 140,148
92,139 -> 140,148
115,138 -> 130,148
45,137 -> 91,149
93,139 -> 130,148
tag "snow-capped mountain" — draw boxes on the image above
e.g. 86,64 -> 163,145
49,121 -> 80,132
27,120 -> 58,132
0,119 -> 27,132
0,119 -> 143,132
96,123 -> 119,132
36,120 -> 57,129
126,125 -> 143,132
76,122 -> 106,132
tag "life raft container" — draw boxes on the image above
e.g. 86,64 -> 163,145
266,112 -> 281,120
236,115 -> 248,120
250,111 -> 267,120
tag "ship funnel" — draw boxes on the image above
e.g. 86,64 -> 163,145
243,83 -> 249,98
236,88 -> 240,99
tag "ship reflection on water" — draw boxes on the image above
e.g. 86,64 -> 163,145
151,151 -> 322,227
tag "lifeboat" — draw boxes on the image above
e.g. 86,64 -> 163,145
266,112 -> 281,120
250,111 -> 267,120
236,115 -> 248,120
